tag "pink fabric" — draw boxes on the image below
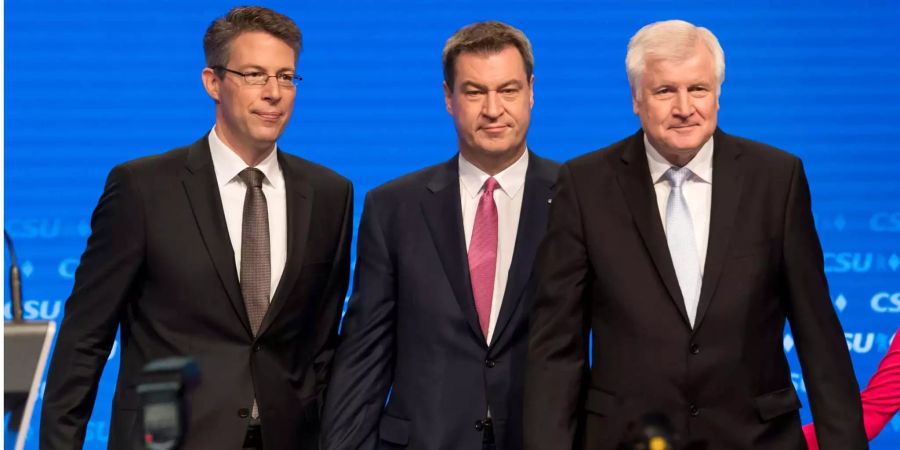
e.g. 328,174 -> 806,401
803,327 -> 900,449
468,177 -> 499,339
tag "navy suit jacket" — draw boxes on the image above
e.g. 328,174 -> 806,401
322,152 -> 559,450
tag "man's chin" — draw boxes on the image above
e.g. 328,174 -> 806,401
665,135 -> 709,153
250,130 -> 283,146
670,130 -> 712,149
475,140 -> 525,156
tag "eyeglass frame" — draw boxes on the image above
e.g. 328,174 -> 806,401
211,66 -> 302,87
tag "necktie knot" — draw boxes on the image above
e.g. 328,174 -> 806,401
482,177 -> 500,195
664,166 -> 692,188
239,168 -> 265,189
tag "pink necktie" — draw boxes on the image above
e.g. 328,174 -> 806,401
469,177 -> 499,339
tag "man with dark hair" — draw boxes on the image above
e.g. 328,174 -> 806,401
40,6 -> 352,449
321,20 -> 558,450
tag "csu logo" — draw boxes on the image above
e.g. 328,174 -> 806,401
785,332 -> 890,354
824,252 -> 900,273
4,299 -> 63,320
58,258 -> 81,279
824,252 -> 873,273
871,212 -> 900,232
845,332 -> 876,353
871,292 -> 900,313
844,332 -> 894,354
6,218 -> 91,239
6,218 -> 63,239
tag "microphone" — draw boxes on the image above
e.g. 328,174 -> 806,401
137,357 -> 201,450
5,230 -> 24,322
616,412 -> 708,450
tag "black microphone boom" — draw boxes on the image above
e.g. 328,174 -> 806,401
5,230 -> 24,322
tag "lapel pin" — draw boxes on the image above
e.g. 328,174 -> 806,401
547,198 -> 553,204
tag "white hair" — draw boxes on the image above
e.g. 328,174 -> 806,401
625,20 -> 725,98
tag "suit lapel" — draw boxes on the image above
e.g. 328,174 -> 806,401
420,157 -> 485,343
181,136 -> 252,336
694,130 -> 743,329
615,131 -> 692,326
258,151 -> 313,336
490,154 -> 556,348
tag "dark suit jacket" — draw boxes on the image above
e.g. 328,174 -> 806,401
524,129 -> 867,450
40,136 -> 353,449
321,153 -> 559,450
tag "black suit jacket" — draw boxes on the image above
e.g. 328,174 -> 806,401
524,129 -> 866,450
321,153 -> 559,450
40,136 -> 353,449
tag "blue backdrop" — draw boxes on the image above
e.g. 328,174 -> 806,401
5,1 -> 900,448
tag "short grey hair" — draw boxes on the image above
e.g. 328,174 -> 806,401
625,20 -> 725,98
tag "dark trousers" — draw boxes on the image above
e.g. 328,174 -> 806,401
482,418 -> 496,450
242,423 -> 262,450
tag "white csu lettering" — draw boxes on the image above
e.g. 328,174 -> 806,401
845,332 -> 875,353
58,258 -> 80,279
871,292 -> 900,313
22,300 -> 63,320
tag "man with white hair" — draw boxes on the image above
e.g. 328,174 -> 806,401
523,20 -> 866,449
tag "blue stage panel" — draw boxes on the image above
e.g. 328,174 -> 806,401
6,1 -> 900,448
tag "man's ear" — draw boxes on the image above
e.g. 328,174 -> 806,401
529,74 -> 535,109
632,90 -> 640,115
201,68 -> 221,103
443,80 -> 453,115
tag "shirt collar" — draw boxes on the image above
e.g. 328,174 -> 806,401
458,149 -> 530,199
645,134 -> 714,185
208,126 -> 282,189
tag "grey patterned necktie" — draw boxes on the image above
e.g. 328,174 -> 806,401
239,168 -> 269,421
239,168 -> 271,335
664,166 -> 701,327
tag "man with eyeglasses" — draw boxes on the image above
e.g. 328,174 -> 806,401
41,6 -> 352,450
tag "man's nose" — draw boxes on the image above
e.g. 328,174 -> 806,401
672,91 -> 692,118
261,76 -> 282,102
481,91 -> 504,118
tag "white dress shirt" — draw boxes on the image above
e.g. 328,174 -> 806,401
460,150 -> 529,346
646,135 -> 714,276
208,127 -> 287,300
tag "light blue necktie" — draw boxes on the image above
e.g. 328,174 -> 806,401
664,167 -> 701,327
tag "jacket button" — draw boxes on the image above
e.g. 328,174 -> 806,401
474,420 -> 484,431
689,404 -> 700,417
690,343 -> 700,355
237,408 -> 250,418
485,359 -> 496,368
253,344 -> 262,352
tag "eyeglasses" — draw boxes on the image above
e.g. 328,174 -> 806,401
212,66 -> 302,87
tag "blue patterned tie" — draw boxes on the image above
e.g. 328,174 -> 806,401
664,167 -> 701,327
